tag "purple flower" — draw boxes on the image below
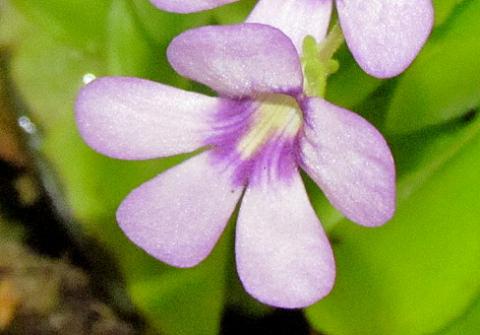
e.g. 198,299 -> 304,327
150,0 -> 434,78
75,23 -> 395,308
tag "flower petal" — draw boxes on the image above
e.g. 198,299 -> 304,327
236,170 -> 335,308
75,77 -> 218,160
167,24 -> 303,98
337,0 -> 434,78
117,152 -> 243,268
300,98 -> 396,227
247,0 -> 332,54
150,0 -> 238,13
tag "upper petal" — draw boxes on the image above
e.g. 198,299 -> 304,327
337,0 -> 434,78
75,77 -> 218,160
236,170 -> 335,308
247,0 -> 332,54
150,0 -> 238,13
167,24 -> 303,98
300,98 -> 396,227
117,152 -> 243,268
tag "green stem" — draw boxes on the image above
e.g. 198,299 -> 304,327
318,23 -> 344,62
302,23 -> 345,98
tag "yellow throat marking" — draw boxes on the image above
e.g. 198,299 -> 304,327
237,94 -> 303,159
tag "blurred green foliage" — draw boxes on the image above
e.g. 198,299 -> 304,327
1,0 -> 479,334
386,0 -> 480,134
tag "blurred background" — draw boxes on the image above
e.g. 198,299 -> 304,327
0,0 -> 479,334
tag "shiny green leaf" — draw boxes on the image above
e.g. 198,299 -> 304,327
326,45 -> 382,109
106,0 -> 155,78
307,115 -> 480,334
132,0 -> 213,45
131,229 -> 231,335
11,0 -> 111,51
11,29 -> 227,335
386,0 -> 480,134
212,0 -> 255,24
436,295 -> 480,334
433,0 -> 466,26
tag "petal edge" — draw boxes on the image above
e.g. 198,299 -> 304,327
300,98 -> 396,226
236,170 -> 335,308
75,77 -> 217,160
167,24 -> 303,98
247,0 -> 332,54
117,152 -> 243,267
150,0 -> 238,13
337,0 -> 434,78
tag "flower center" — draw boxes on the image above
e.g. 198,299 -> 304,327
206,94 -> 303,186
237,94 -> 303,159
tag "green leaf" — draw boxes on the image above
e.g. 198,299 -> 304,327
11,32 -> 104,132
11,28 -> 227,335
386,0 -> 480,134
323,0 -> 467,111
326,45 -> 382,109
10,0 -> 111,51
129,0 -> 214,88
11,30 -> 170,247
306,115 -> 480,334
436,295 -> 480,334
106,0 -> 155,78
212,0 -> 256,24
131,0 -> 213,46
433,0 -> 466,27
131,228 -> 231,335
0,0 -> 28,48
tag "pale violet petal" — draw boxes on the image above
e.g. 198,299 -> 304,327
75,77 -> 218,160
167,24 -> 303,98
337,0 -> 434,78
247,0 -> 332,54
150,0 -> 238,13
236,170 -> 335,308
117,152 -> 243,267
300,98 -> 396,226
